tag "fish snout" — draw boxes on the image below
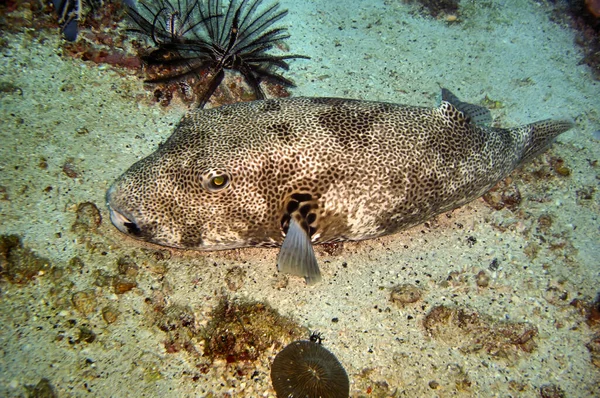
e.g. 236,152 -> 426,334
106,184 -> 142,238
108,205 -> 142,237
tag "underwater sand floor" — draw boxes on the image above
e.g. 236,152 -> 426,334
1,0 -> 599,396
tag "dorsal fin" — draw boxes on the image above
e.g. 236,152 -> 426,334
441,88 -> 492,126
437,101 -> 472,126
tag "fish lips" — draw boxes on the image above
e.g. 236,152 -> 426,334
106,184 -> 143,238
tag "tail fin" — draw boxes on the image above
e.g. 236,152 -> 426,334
520,120 -> 573,163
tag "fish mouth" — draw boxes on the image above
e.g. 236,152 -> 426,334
108,205 -> 142,237
106,185 -> 142,238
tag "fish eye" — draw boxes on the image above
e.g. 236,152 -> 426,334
202,170 -> 231,192
212,175 -> 226,186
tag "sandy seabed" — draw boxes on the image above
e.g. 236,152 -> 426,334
0,0 -> 599,397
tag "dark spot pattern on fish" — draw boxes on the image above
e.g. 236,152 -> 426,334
317,107 -> 383,149
269,122 -> 293,139
259,99 -> 282,113
106,95 -> 573,284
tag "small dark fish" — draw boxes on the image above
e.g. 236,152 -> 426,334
52,0 -> 105,41
52,0 -> 80,41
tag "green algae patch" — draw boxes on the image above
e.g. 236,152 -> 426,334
0,234 -> 52,284
203,296 -> 306,363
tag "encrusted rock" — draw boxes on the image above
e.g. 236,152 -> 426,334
113,277 -> 137,294
586,333 -> 600,368
423,305 -> 538,357
482,178 -> 522,210
389,283 -> 423,306
153,304 -> 197,355
26,378 -> 57,398
540,383 -> 566,398
475,270 -> 490,288
0,235 -> 52,284
71,290 -> 97,316
225,266 -> 246,291
76,326 -> 96,344
117,256 -> 139,278
203,297 -> 305,363
102,306 -> 120,324
71,202 -> 102,234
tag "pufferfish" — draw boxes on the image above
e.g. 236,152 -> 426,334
106,91 -> 572,285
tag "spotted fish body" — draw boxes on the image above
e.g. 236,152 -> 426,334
107,96 -> 572,284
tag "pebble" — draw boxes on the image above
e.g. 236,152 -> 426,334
71,290 -> 97,316
390,284 -> 422,305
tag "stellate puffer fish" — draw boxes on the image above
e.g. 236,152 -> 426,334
106,92 -> 572,285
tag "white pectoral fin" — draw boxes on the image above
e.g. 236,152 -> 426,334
277,218 -> 322,285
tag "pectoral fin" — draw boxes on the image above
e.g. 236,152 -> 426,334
277,218 -> 322,285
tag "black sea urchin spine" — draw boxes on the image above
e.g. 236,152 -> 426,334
126,0 -> 207,46
124,0 -> 308,108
